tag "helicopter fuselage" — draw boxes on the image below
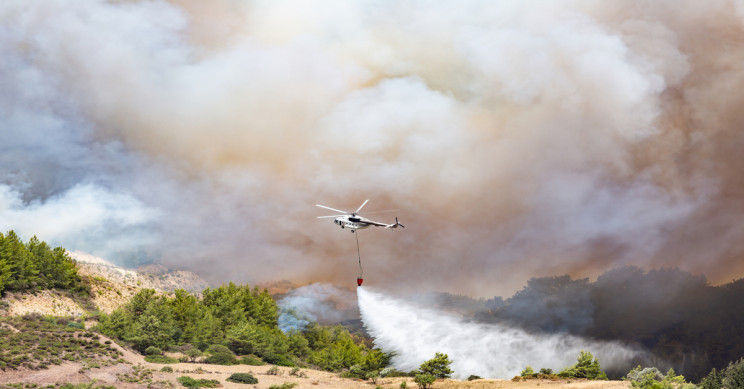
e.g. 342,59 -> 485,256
317,200 -> 403,231
334,216 -> 372,230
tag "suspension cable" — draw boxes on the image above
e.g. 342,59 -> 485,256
355,231 -> 362,278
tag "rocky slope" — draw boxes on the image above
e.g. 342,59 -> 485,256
1,251 -> 210,316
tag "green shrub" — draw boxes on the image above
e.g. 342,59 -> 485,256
145,346 -> 163,356
558,351 -> 607,380
517,365 -> 558,381
626,366 -> 664,384
345,364 -> 366,379
239,355 -> 264,365
380,367 -> 405,377
268,383 -> 297,389
467,375 -> 482,381
204,344 -> 231,354
204,344 -> 237,365
185,348 -> 202,362
226,373 -> 258,384
177,376 -> 199,388
625,366 -> 693,389
418,352 -> 452,379
177,376 -> 221,388
144,355 -> 178,364
263,353 -> 294,367
161,366 -> 173,372
366,370 -> 381,383
204,353 -> 237,365
267,365 -> 280,375
67,322 -> 84,330
414,374 -> 435,389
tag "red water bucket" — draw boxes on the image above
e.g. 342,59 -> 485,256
357,278 -> 364,286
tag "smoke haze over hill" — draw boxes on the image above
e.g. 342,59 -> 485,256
3,0 -> 744,296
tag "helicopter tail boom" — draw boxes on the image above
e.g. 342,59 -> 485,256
385,217 -> 405,228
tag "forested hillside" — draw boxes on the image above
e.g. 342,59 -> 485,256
0,231 -> 87,295
97,283 -> 389,375
0,230 -> 386,376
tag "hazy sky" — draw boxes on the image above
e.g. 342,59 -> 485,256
3,0 -> 744,297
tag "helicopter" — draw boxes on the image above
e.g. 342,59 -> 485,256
316,199 -> 404,232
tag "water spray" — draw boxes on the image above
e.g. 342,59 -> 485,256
357,287 -> 643,379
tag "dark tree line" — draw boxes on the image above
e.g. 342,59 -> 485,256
475,267 -> 744,381
0,230 -> 88,295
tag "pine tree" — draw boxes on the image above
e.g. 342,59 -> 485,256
50,246 -> 85,292
699,368 -> 723,389
0,232 -> 12,294
193,310 -> 225,350
558,351 -> 608,380
419,353 -> 453,379
723,358 -> 744,389
170,289 -> 201,343
3,231 -> 39,291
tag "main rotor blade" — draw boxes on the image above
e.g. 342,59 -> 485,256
316,204 -> 348,214
355,199 -> 369,214
317,215 -> 346,219
364,209 -> 399,215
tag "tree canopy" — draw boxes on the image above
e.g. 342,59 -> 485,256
97,282 -> 386,373
0,231 -> 87,295
558,351 -> 608,380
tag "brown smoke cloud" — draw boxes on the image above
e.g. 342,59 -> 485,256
2,0 -> 744,296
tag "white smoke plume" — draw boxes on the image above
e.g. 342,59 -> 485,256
2,0 -> 744,296
358,287 -> 641,379
0,183 -> 160,258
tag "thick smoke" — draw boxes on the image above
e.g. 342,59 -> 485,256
277,283 -> 357,332
358,287 -> 641,379
2,0 -> 744,295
